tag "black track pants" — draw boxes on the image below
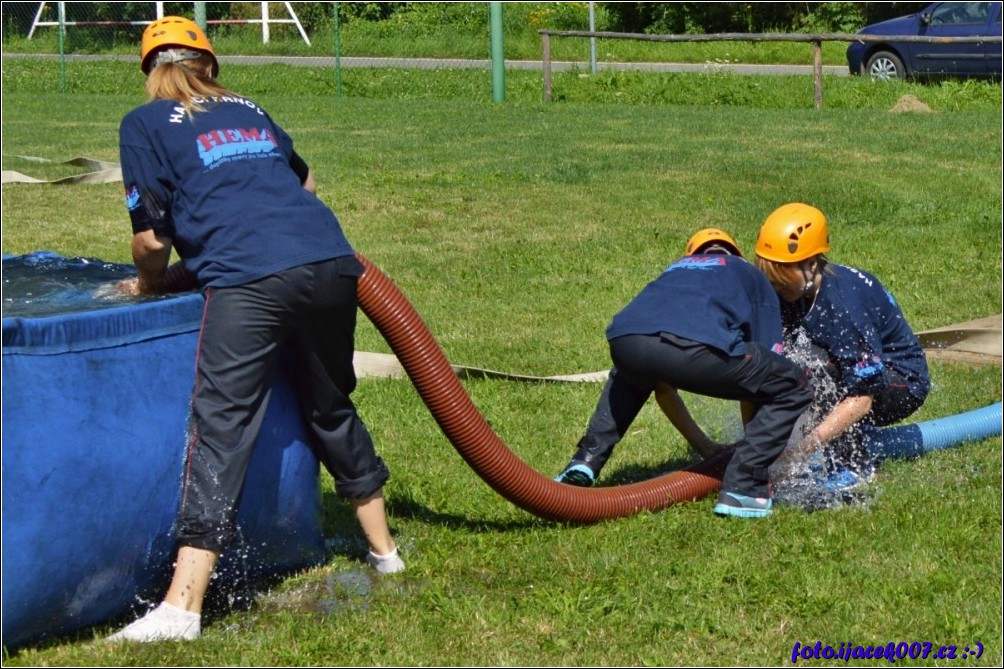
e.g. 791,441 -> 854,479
177,257 -> 388,552
609,333 -> 812,498
569,367 -> 652,473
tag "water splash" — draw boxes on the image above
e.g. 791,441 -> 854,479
770,331 -> 879,511
2,251 -> 171,318
255,561 -> 421,618
317,571 -> 374,614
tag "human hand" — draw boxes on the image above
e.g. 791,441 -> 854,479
115,277 -> 142,296
795,434 -> 824,459
773,433 -> 819,470
365,547 -> 405,575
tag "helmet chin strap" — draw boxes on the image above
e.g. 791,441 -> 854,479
799,261 -> 818,299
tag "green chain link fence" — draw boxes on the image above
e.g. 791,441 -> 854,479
1,2 -> 507,96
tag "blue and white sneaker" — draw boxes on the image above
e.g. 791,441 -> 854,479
713,491 -> 773,518
822,467 -> 862,492
555,462 -> 596,487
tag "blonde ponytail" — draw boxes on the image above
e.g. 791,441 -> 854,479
144,54 -> 234,116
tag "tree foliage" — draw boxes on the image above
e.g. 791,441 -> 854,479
328,2 -> 933,35
601,2 -> 932,34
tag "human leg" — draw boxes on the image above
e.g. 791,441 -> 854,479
164,545 -> 220,612
717,343 -> 812,509
653,382 -> 727,458
106,522 -> 222,642
292,259 -> 389,496
354,492 -> 404,574
107,285 -> 287,642
294,258 -> 401,570
556,367 -> 652,485
176,283 -> 287,552
610,335 -> 810,515
353,492 -> 395,555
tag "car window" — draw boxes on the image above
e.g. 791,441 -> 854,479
930,2 -> 991,25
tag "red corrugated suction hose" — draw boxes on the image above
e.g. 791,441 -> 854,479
356,253 -> 728,523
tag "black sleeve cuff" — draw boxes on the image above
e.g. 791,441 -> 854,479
290,150 -> 310,184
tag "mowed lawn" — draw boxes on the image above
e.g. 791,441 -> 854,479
2,78 -> 1001,666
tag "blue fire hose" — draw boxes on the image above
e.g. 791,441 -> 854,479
796,402 -> 1001,496
865,402 -> 1002,462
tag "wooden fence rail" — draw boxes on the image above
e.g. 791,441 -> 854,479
538,31 -> 1003,108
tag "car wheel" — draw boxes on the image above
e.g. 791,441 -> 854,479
865,51 -> 905,80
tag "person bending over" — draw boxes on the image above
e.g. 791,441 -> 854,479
108,17 -> 403,643
556,228 -> 812,518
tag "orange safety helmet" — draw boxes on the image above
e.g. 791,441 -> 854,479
755,202 -> 829,263
684,227 -> 742,257
141,16 -> 218,77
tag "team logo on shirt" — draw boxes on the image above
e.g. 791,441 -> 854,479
853,353 -> 884,379
664,256 -> 727,273
124,184 -> 141,211
196,127 -> 281,169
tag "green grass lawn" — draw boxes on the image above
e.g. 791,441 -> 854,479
2,66 -> 1001,666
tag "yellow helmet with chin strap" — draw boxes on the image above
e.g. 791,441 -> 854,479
141,16 -> 218,77
684,228 -> 742,257
755,202 -> 829,263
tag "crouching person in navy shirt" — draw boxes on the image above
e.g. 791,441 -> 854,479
108,17 -> 403,643
754,203 -> 930,487
555,228 -> 813,519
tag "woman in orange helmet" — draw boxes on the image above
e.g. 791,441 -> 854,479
754,203 -> 930,487
107,17 -> 403,643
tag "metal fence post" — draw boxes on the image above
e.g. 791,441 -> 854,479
261,1 -> 270,43
489,2 -> 505,102
588,2 -> 597,75
57,1 -> 66,93
541,31 -> 552,103
333,2 -> 343,98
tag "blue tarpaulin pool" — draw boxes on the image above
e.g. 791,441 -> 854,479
2,252 -> 325,649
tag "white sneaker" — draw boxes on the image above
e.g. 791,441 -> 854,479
106,602 -> 201,642
365,547 -> 406,574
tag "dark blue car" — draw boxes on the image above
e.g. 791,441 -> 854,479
846,1 -> 1002,79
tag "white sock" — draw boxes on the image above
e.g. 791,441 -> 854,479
366,547 -> 406,574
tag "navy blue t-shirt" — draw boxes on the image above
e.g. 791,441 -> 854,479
119,95 -> 354,287
606,254 -> 784,357
781,263 -> 930,399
